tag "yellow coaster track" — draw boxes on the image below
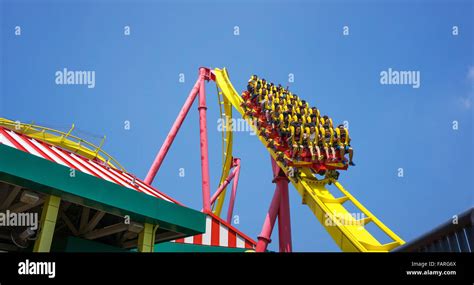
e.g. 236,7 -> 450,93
213,68 -> 405,252
213,86 -> 234,216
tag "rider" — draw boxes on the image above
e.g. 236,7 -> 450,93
247,75 -> 257,93
335,124 -> 355,166
270,110 -> 281,131
288,124 -> 303,160
310,107 -> 320,118
306,123 -> 323,162
321,115 -> 333,129
310,113 -> 319,127
251,79 -> 262,103
321,126 -> 336,162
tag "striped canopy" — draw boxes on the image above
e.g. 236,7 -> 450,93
0,126 -> 179,204
0,125 -> 257,249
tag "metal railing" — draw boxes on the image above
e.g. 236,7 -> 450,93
0,118 -> 126,171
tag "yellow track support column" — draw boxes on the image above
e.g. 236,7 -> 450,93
33,195 -> 61,252
137,223 -> 157,252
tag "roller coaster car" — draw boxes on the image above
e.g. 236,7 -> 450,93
239,91 -> 349,174
282,149 -> 348,173
286,158 -> 348,173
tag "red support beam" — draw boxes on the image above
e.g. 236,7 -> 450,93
198,67 -> 212,212
256,157 -> 293,252
277,176 -> 292,252
209,163 -> 239,207
144,76 -> 202,185
273,157 -> 292,252
256,184 -> 281,252
226,158 -> 241,223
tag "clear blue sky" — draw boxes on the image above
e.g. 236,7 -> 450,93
1,0 -> 473,251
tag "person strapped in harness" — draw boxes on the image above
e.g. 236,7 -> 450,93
304,123 -> 324,162
334,124 -> 355,166
288,123 -> 304,160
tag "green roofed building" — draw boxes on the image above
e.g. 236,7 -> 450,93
0,119 -> 256,252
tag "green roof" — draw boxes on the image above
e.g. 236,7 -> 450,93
0,144 -> 206,237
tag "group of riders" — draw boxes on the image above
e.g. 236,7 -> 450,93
240,75 -> 355,167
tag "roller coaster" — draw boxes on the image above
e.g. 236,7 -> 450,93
146,67 -> 405,252
0,67 -> 405,252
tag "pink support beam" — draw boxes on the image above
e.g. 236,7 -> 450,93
226,158 -> 241,223
271,155 -> 281,175
198,67 -> 211,212
144,77 -> 202,185
209,164 -> 239,207
256,185 -> 281,252
256,156 -> 293,252
277,177 -> 292,252
272,157 -> 292,252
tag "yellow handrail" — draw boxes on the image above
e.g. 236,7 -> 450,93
0,118 -> 126,171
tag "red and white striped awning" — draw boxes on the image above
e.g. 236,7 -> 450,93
0,126 -> 180,204
172,212 -> 256,249
0,125 -> 257,249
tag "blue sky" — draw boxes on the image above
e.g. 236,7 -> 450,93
1,0 -> 473,251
